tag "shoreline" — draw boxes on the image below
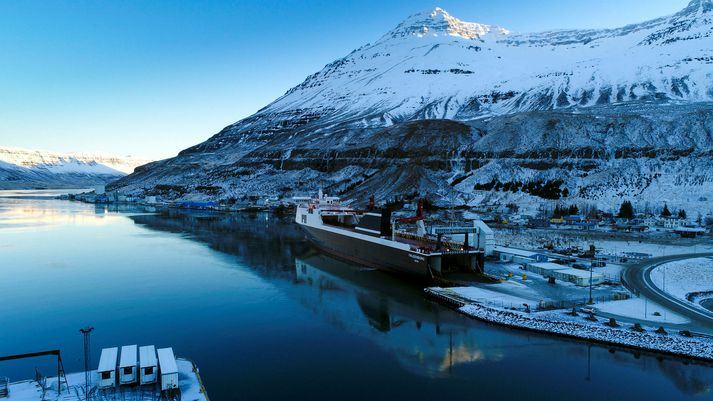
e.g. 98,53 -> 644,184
425,287 -> 713,364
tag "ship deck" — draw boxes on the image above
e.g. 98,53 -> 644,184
3,358 -> 208,401
320,223 -> 480,256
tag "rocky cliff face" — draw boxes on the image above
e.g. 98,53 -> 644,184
111,1 -> 713,213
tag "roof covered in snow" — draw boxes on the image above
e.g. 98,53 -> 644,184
157,347 -> 178,374
120,345 -> 137,368
139,345 -> 158,367
98,347 -> 118,372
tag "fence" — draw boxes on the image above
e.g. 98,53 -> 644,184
537,292 -> 631,311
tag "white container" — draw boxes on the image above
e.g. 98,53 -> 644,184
139,345 -> 158,385
119,345 -> 138,385
157,348 -> 178,391
97,347 -> 118,389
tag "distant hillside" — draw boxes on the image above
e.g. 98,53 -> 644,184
0,146 -> 151,189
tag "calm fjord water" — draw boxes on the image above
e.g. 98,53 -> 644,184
0,192 -> 712,401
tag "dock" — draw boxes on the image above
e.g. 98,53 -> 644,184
2,358 -> 208,401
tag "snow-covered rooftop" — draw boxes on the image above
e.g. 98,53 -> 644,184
119,345 -> 137,368
157,347 -> 177,374
139,345 -> 157,367
97,347 -> 118,373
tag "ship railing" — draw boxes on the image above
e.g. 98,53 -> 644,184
395,231 -> 467,252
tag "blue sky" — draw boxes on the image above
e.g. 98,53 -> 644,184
0,0 -> 691,160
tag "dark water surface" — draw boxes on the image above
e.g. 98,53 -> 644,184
1,192 -> 712,401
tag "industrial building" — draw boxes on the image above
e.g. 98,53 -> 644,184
97,347 -> 118,389
525,262 -> 605,287
527,262 -> 569,277
139,345 -> 158,385
494,246 -> 549,265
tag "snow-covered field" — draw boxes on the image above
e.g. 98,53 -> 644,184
595,297 -> 690,325
651,257 -> 713,310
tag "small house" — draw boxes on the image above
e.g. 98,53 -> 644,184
157,348 -> 179,392
119,345 -> 138,385
97,347 -> 118,389
139,345 -> 158,385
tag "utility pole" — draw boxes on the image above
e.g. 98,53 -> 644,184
588,267 -> 594,304
79,326 -> 94,399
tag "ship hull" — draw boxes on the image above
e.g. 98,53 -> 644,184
300,225 -> 434,276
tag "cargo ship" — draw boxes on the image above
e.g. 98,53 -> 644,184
294,192 -> 491,278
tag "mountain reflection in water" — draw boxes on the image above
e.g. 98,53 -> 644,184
128,209 -> 713,395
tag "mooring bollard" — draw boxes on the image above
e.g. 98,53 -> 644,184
655,326 -> 667,335
607,318 -> 619,327
632,323 -> 645,332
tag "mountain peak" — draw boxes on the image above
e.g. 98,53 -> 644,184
385,7 -> 509,40
682,0 -> 713,15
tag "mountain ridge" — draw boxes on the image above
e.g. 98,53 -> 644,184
111,2 -> 713,214
0,146 -> 151,189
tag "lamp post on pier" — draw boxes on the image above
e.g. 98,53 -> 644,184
79,326 -> 94,399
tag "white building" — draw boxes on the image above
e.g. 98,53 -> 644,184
139,345 -> 158,385
663,217 -> 685,229
157,348 -> 179,392
97,347 -> 118,389
119,345 -> 138,385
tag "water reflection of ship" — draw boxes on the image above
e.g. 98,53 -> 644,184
293,253 -> 503,376
123,209 -> 713,393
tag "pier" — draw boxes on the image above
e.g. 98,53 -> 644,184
1,358 -> 208,401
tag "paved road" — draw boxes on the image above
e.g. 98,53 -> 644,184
622,253 -> 713,333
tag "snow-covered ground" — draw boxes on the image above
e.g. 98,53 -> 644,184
485,261 -> 625,304
651,257 -> 713,310
4,358 -> 207,401
595,297 -> 690,325
448,285 -> 535,310
495,227 -> 713,258
455,302 -> 713,361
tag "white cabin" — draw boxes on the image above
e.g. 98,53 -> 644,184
97,347 -> 118,389
119,345 -> 138,385
139,345 -> 158,385
157,348 -> 179,392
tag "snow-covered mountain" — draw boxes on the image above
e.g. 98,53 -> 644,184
111,0 -> 713,214
0,147 -> 151,189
